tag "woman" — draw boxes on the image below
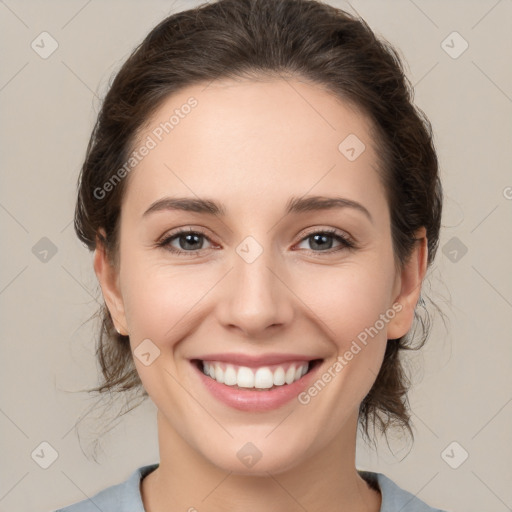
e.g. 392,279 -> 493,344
55,0 -> 447,510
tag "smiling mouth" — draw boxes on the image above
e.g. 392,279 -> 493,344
192,358 -> 323,391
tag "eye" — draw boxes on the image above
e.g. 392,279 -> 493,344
157,228 -> 214,255
156,227 -> 356,256
295,228 -> 355,253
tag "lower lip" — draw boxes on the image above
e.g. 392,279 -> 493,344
191,359 -> 323,412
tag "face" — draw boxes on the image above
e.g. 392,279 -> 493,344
95,77 -> 425,475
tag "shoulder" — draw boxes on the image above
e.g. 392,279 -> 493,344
359,470 -> 450,512
52,463 -> 159,512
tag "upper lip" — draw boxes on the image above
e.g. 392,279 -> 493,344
191,353 -> 321,368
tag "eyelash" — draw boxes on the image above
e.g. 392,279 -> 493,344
156,227 -> 356,256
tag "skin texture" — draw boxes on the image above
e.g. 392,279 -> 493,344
94,77 -> 427,512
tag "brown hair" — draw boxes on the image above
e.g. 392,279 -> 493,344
74,0 -> 442,446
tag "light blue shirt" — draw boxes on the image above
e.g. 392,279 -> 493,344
53,463 -> 448,511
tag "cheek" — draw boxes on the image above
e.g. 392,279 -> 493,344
294,260 -> 396,346
291,260 -> 396,408
121,252 -> 397,349
120,257 -> 216,344
292,267 -> 394,429
119,264 -> 212,399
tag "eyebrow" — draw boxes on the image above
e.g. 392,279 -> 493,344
142,195 -> 373,223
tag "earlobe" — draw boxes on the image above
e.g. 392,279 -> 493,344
387,228 -> 428,340
93,229 -> 128,336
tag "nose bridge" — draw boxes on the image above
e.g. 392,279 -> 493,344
217,233 -> 293,336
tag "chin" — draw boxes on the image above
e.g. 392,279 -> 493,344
202,441 -> 309,476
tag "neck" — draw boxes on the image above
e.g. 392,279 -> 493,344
141,410 -> 381,512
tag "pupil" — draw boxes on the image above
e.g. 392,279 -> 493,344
181,233 -> 201,250
311,234 -> 332,250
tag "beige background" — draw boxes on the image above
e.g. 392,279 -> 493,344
1,0 -> 511,511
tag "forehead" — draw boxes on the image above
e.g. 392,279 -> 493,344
123,77 -> 386,217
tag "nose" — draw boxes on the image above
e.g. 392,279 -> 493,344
215,242 -> 294,338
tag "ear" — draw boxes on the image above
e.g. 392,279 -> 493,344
93,228 -> 128,336
387,227 -> 428,340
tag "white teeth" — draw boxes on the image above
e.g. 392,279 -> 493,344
223,365 -> 237,386
214,365 -> 224,384
254,367 -> 274,389
285,366 -> 296,384
201,361 -> 310,389
237,366 -> 255,388
273,366 -> 285,386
